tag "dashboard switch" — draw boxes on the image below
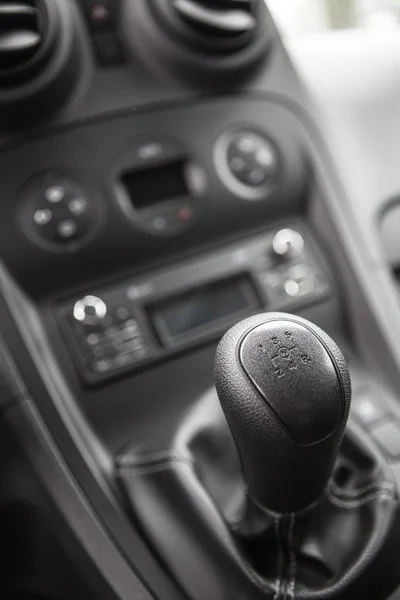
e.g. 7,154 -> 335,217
45,186 -> 66,204
83,0 -> 116,30
34,209 -> 52,226
283,268 -> 315,298
57,219 -> 78,239
68,197 -> 88,216
115,305 -> 131,322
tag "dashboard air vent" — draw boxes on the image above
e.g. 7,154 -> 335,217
173,0 -> 257,40
0,1 -> 45,72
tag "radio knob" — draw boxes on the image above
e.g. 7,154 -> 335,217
73,296 -> 107,326
272,229 -> 305,261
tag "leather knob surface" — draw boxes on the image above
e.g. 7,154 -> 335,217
214,313 -> 351,514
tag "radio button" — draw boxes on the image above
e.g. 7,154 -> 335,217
285,275 -> 315,298
92,358 -> 114,374
85,333 -> 101,346
259,262 -> 317,307
114,348 -> 147,368
283,279 -> 301,298
73,296 -> 107,326
92,345 -> 108,358
272,229 -> 305,260
115,305 -> 131,321
114,354 -> 136,368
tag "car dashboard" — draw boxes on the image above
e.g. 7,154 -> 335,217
0,2 -> 399,600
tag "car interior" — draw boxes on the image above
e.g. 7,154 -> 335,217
0,1 -> 399,599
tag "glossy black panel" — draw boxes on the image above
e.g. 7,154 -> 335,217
0,98 -> 306,298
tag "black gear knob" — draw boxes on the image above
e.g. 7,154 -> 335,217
214,313 -> 351,514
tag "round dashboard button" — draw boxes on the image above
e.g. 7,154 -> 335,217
256,147 -> 276,168
247,168 -> 266,186
272,229 -> 305,260
236,136 -> 257,154
34,208 -> 52,225
229,157 -> 246,173
57,219 -> 78,239
69,197 -> 88,216
73,296 -> 107,326
45,185 -> 66,204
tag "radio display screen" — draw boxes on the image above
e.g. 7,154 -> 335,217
149,275 -> 261,346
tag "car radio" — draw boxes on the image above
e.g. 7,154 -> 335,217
57,224 -> 332,385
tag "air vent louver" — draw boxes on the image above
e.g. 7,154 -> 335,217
0,1 -> 45,72
173,0 -> 256,39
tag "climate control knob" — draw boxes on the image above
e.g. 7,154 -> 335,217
272,229 -> 305,260
73,296 -> 107,327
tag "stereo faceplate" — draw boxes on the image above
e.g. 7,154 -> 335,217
57,223 -> 332,385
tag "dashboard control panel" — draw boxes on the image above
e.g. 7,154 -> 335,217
0,98 -> 305,296
116,135 -> 208,236
73,308 -> 149,376
57,224 -> 332,385
18,173 -> 101,250
214,130 -> 280,200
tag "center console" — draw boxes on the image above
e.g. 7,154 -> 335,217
0,2 -> 399,600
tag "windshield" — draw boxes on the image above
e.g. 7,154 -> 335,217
268,0 -> 400,37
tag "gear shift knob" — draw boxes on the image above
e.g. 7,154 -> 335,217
214,313 -> 351,514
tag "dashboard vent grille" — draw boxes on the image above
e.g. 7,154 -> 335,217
173,0 -> 257,39
0,1 -> 45,72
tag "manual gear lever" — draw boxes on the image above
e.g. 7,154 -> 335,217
119,311 -> 396,600
214,313 -> 352,514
